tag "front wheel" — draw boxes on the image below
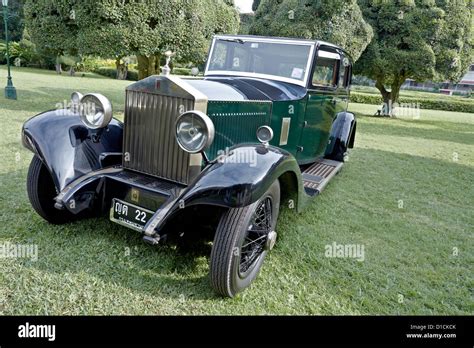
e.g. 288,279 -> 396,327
210,180 -> 280,297
27,155 -> 75,224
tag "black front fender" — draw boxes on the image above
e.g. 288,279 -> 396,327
144,144 -> 306,236
181,145 -> 305,209
22,109 -> 123,191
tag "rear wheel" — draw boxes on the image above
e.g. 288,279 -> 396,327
210,180 -> 280,297
27,155 -> 75,224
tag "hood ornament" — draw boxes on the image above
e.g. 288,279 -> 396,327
161,50 -> 175,76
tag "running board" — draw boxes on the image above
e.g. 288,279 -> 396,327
302,159 -> 343,197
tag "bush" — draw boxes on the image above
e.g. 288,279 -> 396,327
0,38 -> 54,68
126,70 -> 139,81
94,67 -> 138,81
172,67 -> 191,76
350,92 -> 474,113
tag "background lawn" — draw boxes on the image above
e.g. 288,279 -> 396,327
0,66 -> 472,315
351,84 -> 471,102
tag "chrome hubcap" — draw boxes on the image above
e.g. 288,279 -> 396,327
265,230 -> 277,251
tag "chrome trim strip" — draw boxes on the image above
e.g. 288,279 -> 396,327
279,117 -> 291,146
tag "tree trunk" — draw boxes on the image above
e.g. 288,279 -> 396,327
55,63 -> 62,74
375,80 -> 392,116
115,57 -> 128,80
375,75 -> 406,117
137,54 -> 161,80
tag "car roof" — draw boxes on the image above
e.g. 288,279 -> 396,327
213,34 -> 342,51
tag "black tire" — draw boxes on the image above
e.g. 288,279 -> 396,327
210,180 -> 280,297
27,155 -> 75,224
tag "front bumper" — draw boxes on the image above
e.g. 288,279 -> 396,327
54,166 -> 186,235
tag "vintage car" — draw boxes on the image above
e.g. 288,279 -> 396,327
22,35 -> 356,297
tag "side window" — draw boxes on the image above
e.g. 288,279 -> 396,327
339,60 -> 346,86
345,65 -> 352,87
312,52 -> 339,88
340,63 -> 352,88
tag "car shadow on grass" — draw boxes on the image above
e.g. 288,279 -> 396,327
0,169 -> 219,301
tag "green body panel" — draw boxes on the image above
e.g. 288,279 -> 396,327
268,99 -> 307,157
203,88 -> 349,164
295,89 -> 349,163
297,91 -> 335,163
325,89 -> 349,155
205,100 -> 272,160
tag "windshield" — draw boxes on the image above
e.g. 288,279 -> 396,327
205,38 -> 313,85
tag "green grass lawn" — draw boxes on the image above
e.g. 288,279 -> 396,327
0,66 -> 472,315
351,84 -> 471,102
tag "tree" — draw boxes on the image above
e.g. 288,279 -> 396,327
23,0 -> 239,79
0,0 -> 24,42
249,0 -> 373,61
23,0 -> 79,73
355,0 -> 473,115
432,0 -> 473,83
252,0 -> 262,12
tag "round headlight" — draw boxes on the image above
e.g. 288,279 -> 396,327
175,111 -> 215,153
71,91 -> 83,105
70,92 -> 83,113
256,125 -> 273,145
79,93 -> 113,129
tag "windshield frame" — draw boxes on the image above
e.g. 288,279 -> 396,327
204,35 -> 316,87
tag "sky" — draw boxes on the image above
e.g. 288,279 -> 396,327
234,0 -> 254,13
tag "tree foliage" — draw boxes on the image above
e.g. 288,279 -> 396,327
354,0 -> 473,114
23,0 -> 239,78
432,0 -> 473,82
249,0 -> 373,61
252,0 -> 262,12
23,0 -> 78,57
0,0 -> 24,42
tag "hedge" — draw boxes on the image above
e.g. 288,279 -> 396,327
94,67 -> 139,81
350,92 -> 474,113
94,66 -> 192,79
172,67 -> 191,76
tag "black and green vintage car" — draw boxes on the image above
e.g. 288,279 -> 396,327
22,35 -> 356,297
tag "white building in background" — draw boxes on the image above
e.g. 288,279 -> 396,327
402,64 -> 474,95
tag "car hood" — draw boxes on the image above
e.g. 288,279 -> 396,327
184,77 -> 307,102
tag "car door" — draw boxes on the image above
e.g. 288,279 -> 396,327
297,49 -> 341,163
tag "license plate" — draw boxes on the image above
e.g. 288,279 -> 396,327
110,198 -> 154,232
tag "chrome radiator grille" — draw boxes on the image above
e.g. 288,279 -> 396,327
123,90 -> 194,184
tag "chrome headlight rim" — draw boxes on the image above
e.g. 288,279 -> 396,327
175,110 -> 215,154
79,93 -> 113,129
70,91 -> 83,106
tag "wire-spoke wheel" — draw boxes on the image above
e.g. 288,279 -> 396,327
210,180 -> 280,297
